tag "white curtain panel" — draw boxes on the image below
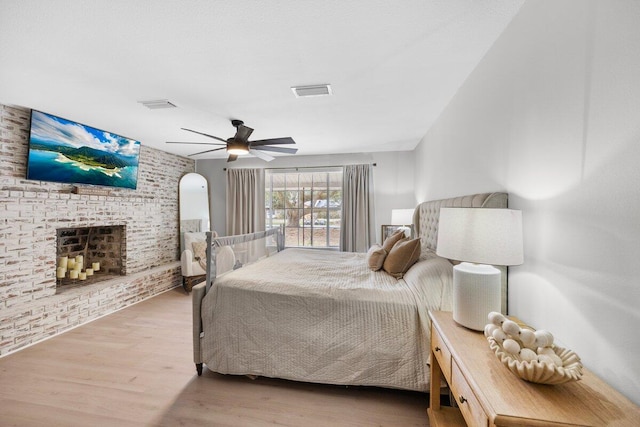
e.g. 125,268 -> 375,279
226,168 -> 265,236
340,164 -> 375,252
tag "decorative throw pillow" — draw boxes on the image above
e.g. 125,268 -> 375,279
192,241 -> 207,262
192,241 -> 209,270
366,244 -> 387,271
382,229 -> 406,253
383,238 -> 421,279
184,232 -> 207,253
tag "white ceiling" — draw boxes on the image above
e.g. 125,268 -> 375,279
0,0 -> 524,160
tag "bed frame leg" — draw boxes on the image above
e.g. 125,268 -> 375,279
196,363 -> 203,376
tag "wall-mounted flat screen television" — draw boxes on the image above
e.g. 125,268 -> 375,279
26,110 -> 141,189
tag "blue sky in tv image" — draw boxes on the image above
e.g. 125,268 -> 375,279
26,110 -> 140,189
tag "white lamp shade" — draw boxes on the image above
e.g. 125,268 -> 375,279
391,209 -> 414,225
436,208 -> 523,266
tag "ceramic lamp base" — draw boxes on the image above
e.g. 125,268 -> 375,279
453,262 -> 502,331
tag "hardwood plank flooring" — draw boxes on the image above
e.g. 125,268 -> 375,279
0,287 -> 430,426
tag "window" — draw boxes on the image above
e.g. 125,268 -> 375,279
265,168 -> 342,249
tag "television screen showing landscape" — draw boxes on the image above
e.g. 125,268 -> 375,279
26,110 -> 141,189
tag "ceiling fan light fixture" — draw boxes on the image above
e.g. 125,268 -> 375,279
175,119 -> 296,161
291,84 -> 332,98
227,141 -> 249,155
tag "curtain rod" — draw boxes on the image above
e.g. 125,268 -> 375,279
223,163 -> 376,171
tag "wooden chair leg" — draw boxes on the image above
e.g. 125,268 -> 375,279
182,275 -> 205,293
182,276 -> 192,293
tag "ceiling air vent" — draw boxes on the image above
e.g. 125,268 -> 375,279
139,99 -> 177,109
291,84 -> 332,98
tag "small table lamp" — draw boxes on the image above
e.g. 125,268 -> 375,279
436,208 -> 523,331
391,208 -> 415,237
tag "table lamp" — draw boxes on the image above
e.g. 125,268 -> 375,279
391,208 -> 414,237
436,208 -> 523,331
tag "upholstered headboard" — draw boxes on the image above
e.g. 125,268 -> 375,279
414,192 -> 508,252
413,192 -> 509,311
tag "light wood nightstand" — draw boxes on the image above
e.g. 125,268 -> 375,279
428,311 -> 640,426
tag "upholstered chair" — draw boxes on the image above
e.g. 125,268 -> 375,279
181,231 -> 217,291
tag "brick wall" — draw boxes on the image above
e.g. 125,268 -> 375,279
0,104 -> 194,355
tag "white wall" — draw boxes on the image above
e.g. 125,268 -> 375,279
196,150 -> 415,242
414,0 -> 640,404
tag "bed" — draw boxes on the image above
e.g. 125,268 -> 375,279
192,192 -> 508,391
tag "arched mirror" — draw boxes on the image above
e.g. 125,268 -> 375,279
179,173 -> 211,252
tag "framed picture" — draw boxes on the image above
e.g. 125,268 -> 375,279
381,224 -> 414,242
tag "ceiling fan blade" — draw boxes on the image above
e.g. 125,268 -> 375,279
188,147 -> 228,156
227,154 -> 238,162
253,145 -> 298,154
249,149 -> 275,162
166,141 -> 226,146
250,137 -> 296,146
234,125 -> 254,142
181,128 -> 228,143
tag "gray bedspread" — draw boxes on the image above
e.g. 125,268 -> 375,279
200,247 -> 452,391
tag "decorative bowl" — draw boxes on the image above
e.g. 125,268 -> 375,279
487,337 -> 583,384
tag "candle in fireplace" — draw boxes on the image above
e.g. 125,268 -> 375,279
56,267 -> 66,279
92,262 -> 100,271
58,256 -> 68,269
69,270 -> 79,279
86,268 -> 94,276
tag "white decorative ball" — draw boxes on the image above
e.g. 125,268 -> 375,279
538,330 -> 554,346
534,330 -> 552,348
503,338 -> 521,355
492,328 -> 507,344
534,337 -> 547,348
484,324 -> 499,338
520,329 -> 535,347
502,320 -> 520,336
519,348 -> 538,362
537,347 -> 555,356
488,312 -> 506,327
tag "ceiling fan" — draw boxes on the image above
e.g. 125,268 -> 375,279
167,119 -> 297,162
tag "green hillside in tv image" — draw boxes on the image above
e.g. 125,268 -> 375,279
27,110 -> 141,189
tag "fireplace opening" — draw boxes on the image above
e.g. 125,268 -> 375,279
56,225 -> 126,288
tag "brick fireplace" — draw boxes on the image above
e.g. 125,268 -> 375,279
56,225 -> 126,288
1,104 -> 192,356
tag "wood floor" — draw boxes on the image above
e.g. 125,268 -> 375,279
0,287 -> 430,426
